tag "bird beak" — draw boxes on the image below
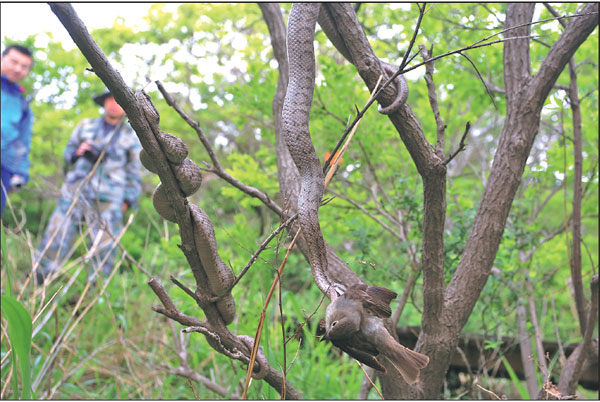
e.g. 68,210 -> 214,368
321,331 -> 329,342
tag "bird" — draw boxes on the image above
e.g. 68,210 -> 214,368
321,283 -> 429,384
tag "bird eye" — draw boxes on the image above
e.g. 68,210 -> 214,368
332,321 -> 337,327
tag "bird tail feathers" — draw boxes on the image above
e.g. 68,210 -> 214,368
384,343 -> 430,384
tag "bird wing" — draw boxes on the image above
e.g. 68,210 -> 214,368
344,283 -> 397,318
331,336 -> 387,372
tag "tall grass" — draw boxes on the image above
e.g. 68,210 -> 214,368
0,202 -> 372,399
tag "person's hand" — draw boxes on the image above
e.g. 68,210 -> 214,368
75,141 -> 93,157
122,202 -> 129,214
9,175 -> 25,193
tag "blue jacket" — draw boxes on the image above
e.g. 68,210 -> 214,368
1,74 -> 34,182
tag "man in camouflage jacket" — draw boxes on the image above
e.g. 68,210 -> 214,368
34,91 -> 142,284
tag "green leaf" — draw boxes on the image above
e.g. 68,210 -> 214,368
1,225 -> 13,298
1,295 -> 33,399
500,355 -> 529,399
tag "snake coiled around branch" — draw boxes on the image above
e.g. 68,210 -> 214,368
316,4 -> 409,115
136,90 -> 236,325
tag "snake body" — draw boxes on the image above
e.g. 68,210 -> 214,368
282,3 -> 333,298
136,90 -> 236,324
189,204 -> 236,294
152,183 -> 177,222
281,4 -> 409,299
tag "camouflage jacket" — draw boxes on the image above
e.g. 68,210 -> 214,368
61,117 -> 142,208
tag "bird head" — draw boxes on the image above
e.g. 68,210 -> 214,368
324,298 -> 361,340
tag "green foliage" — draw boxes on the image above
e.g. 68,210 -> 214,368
1,2 -> 598,399
501,355 -> 530,399
1,295 -> 33,399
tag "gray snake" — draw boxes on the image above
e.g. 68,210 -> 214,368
136,90 -> 236,325
282,3 -> 334,299
282,4 -> 408,300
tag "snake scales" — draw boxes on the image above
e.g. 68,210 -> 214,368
136,90 -> 236,325
282,4 -> 409,300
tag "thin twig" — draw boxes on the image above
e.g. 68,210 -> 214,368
356,139 -> 395,210
444,122 -> 471,165
475,383 -> 502,400
472,11 -> 593,47
226,213 -> 298,292
32,216 -> 133,391
357,362 -> 384,399
324,75 -> 384,184
47,341 -> 118,399
458,51 -> 498,110
242,228 -> 303,399
170,275 -> 202,306
188,379 -> 199,399
315,87 -> 348,126
323,3 -> 426,173
278,273 -> 287,400
323,33 -> 540,177
155,80 -> 283,217
327,189 -> 404,241
418,44 -> 446,154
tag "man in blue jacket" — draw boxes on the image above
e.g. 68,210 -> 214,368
1,44 -> 34,217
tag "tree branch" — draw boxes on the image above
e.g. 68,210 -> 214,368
530,3 -> 599,107
444,122 -> 471,166
542,2 -> 589,336
444,3 -> 598,329
327,189 -> 404,241
155,80 -> 283,217
542,4 -> 589,338
440,7 -> 598,399
419,44 -> 446,155
259,3 -> 362,288
558,275 -> 599,395
49,4 -> 302,398
516,300 -> 539,397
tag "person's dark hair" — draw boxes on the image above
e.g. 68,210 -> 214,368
2,44 -> 33,61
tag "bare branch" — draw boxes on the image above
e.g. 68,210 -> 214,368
444,122 -> 471,166
418,44 -> 446,154
525,278 -> 550,380
327,189 -> 404,241
226,213 -> 298,293
458,51 -> 498,110
148,277 -> 205,327
558,275 -> 599,394
544,1 -> 592,336
527,185 -> 562,225
155,80 -> 283,216
516,301 -> 539,397
356,139 -> 396,212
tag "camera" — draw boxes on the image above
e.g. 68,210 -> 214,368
83,144 -> 103,164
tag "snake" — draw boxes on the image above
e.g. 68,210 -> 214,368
316,4 -> 409,115
135,90 -> 188,164
136,90 -> 236,325
281,4 -> 409,300
282,3 -> 334,299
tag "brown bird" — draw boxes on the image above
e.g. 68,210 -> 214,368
322,283 -> 429,384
